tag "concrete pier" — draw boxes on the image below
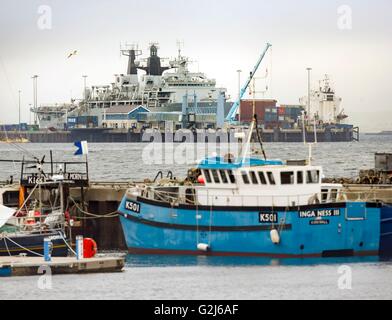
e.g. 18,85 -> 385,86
0,255 -> 125,277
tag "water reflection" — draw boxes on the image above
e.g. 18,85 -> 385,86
125,254 -> 387,268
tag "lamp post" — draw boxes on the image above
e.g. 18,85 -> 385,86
82,75 -> 88,115
29,104 -> 32,125
237,69 -> 242,123
18,90 -> 21,131
306,68 -> 312,119
32,75 -> 38,126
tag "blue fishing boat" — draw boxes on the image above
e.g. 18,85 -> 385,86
117,43 -> 392,258
117,153 -> 390,257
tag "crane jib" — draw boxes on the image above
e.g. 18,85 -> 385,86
225,43 -> 272,123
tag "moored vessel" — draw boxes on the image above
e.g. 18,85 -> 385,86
117,43 -> 387,257
0,176 -> 71,257
118,148 -> 388,257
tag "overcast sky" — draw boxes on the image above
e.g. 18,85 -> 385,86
0,0 -> 391,131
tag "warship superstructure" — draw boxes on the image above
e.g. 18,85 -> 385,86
23,43 -> 359,142
34,43 -> 227,129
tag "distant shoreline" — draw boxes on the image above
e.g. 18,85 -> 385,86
365,131 -> 392,136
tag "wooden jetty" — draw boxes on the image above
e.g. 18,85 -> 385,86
0,255 -> 125,277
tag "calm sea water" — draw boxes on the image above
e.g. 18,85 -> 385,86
0,134 -> 392,182
1,134 -> 392,300
0,256 -> 392,300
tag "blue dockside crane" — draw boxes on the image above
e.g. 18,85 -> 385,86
225,43 -> 272,124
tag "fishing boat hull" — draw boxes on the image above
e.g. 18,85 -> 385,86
0,232 -> 69,257
380,204 -> 392,256
118,196 -> 386,257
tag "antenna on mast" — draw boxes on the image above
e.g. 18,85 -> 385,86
120,42 -> 142,75
176,40 -> 184,57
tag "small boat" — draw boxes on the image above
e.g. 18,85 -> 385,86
0,177 -> 71,257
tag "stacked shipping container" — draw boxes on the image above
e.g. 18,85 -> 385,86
239,100 -> 304,129
239,99 -> 277,123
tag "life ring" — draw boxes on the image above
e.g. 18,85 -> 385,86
83,238 -> 98,258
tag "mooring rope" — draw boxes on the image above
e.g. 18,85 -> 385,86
68,196 -> 118,218
57,230 -> 76,256
3,235 -> 43,257
2,237 -> 11,256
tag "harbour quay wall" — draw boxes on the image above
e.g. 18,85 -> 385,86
1,126 -> 358,143
71,127 -> 358,143
0,131 -> 71,143
69,182 -> 131,250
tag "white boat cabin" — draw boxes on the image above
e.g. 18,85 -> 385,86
127,156 -> 343,208
195,156 -> 342,207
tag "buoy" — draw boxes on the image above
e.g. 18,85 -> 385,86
197,243 -> 210,252
83,238 -> 98,258
197,175 -> 205,184
270,229 -> 280,244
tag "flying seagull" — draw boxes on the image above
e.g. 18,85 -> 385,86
67,50 -> 78,59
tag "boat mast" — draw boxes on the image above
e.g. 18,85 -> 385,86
225,43 -> 272,124
241,78 -> 267,162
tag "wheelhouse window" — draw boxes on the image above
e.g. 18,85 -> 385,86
297,171 -> 303,184
321,189 -> 328,202
250,171 -> 258,184
241,171 -> 250,184
211,170 -> 220,183
306,170 -> 320,184
258,171 -> 267,184
203,170 -> 212,183
281,171 -> 294,185
227,170 -> 236,183
267,172 -> 276,185
219,170 -> 228,184
331,189 -> 338,202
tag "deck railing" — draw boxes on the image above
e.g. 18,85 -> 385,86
130,185 -> 388,208
3,211 -> 65,236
